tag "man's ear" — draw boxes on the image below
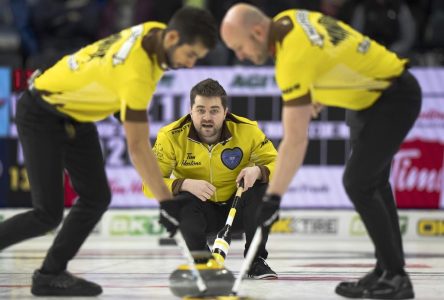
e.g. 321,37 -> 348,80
252,24 -> 265,41
164,30 -> 180,48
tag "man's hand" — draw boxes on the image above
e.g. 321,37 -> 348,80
236,166 -> 261,192
256,194 -> 281,230
181,179 -> 216,201
159,199 -> 182,237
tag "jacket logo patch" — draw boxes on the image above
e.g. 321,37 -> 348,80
181,152 -> 201,166
221,147 -> 243,170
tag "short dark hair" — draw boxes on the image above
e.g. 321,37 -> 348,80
190,78 -> 227,109
168,6 -> 218,50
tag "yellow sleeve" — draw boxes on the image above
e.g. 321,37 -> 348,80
119,79 -> 154,121
276,54 -> 316,102
274,10 -> 319,102
249,126 -> 278,180
121,77 -> 154,109
142,131 -> 177,198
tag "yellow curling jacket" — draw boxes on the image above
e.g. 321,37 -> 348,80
33,22 -> 167,122
143,113 -> 277,202
272,9 -> 407,110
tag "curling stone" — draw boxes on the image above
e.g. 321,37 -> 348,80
169,258 -> 235,298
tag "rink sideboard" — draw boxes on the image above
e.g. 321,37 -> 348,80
0,209 -> 443,240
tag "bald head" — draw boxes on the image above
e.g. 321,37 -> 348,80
221,4 -> 271,65
223,3 -> 268,29
221,4 -> 268,38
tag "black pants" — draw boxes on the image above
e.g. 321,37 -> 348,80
343,70 -> 422,273
0,91 -> 111,273
179,182 -> 269,259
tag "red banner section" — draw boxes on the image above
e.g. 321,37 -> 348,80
392,141 -> 443,208
392,102 -> 444,208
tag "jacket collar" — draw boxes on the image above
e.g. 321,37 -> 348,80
268,15 -> 294,59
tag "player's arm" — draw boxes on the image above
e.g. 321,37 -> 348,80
236,128 -> 277,191
142,131 -> 179,198
123,108 -> 172,202
266,94 -> 312,196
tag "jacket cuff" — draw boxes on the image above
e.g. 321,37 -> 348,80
257,165 -> 270,183
172,178 -> 186,195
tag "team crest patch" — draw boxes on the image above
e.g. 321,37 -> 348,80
221,147 -> 243,170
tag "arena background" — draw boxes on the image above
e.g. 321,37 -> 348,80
0,1 -> 443,241
0,66 -> 443,209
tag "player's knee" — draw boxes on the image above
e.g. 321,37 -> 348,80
96,188 -> 112,212
342,171 -> 361,197
33,209 -> 64,231
342,172 -> 373,205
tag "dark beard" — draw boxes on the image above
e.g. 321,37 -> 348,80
166,44 -> 180,70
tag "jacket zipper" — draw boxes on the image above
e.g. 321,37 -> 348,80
208,144 -> 217,201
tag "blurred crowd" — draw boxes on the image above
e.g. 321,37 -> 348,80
0,0 -> 443,71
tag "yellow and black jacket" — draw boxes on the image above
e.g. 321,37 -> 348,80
143,113 -> 277,202
33,22 -> 167,122
271,9 -> 407,110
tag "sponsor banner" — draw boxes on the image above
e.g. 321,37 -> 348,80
283,166 -> 351,208
155,68 -> 444,96
155,68 -> 279,95
262,121 -> 349,140
125,166 -> 352,208
107,212 -> 165,237
417,219 -> 444,237
0,209 -> 442,239
392,97 -> 444,208
392,141 -> 443,208
106,167 -> 157,207
3,158 -> 439,209
349,211 -> 444,240
271,210 -> 443,240
349,215 -> 409,237
271,215 -> 339,235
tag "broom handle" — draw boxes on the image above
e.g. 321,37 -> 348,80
175,230 -> 207,293
226,179 -> 244,226
231,226 -> 263,295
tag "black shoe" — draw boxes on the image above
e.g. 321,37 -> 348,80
335,269 -> 381,298
31,269 -> 102,296
247,257 -> 277,279
362,271 -> 414,299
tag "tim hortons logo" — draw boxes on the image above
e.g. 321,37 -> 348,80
391,140 -> 443,208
